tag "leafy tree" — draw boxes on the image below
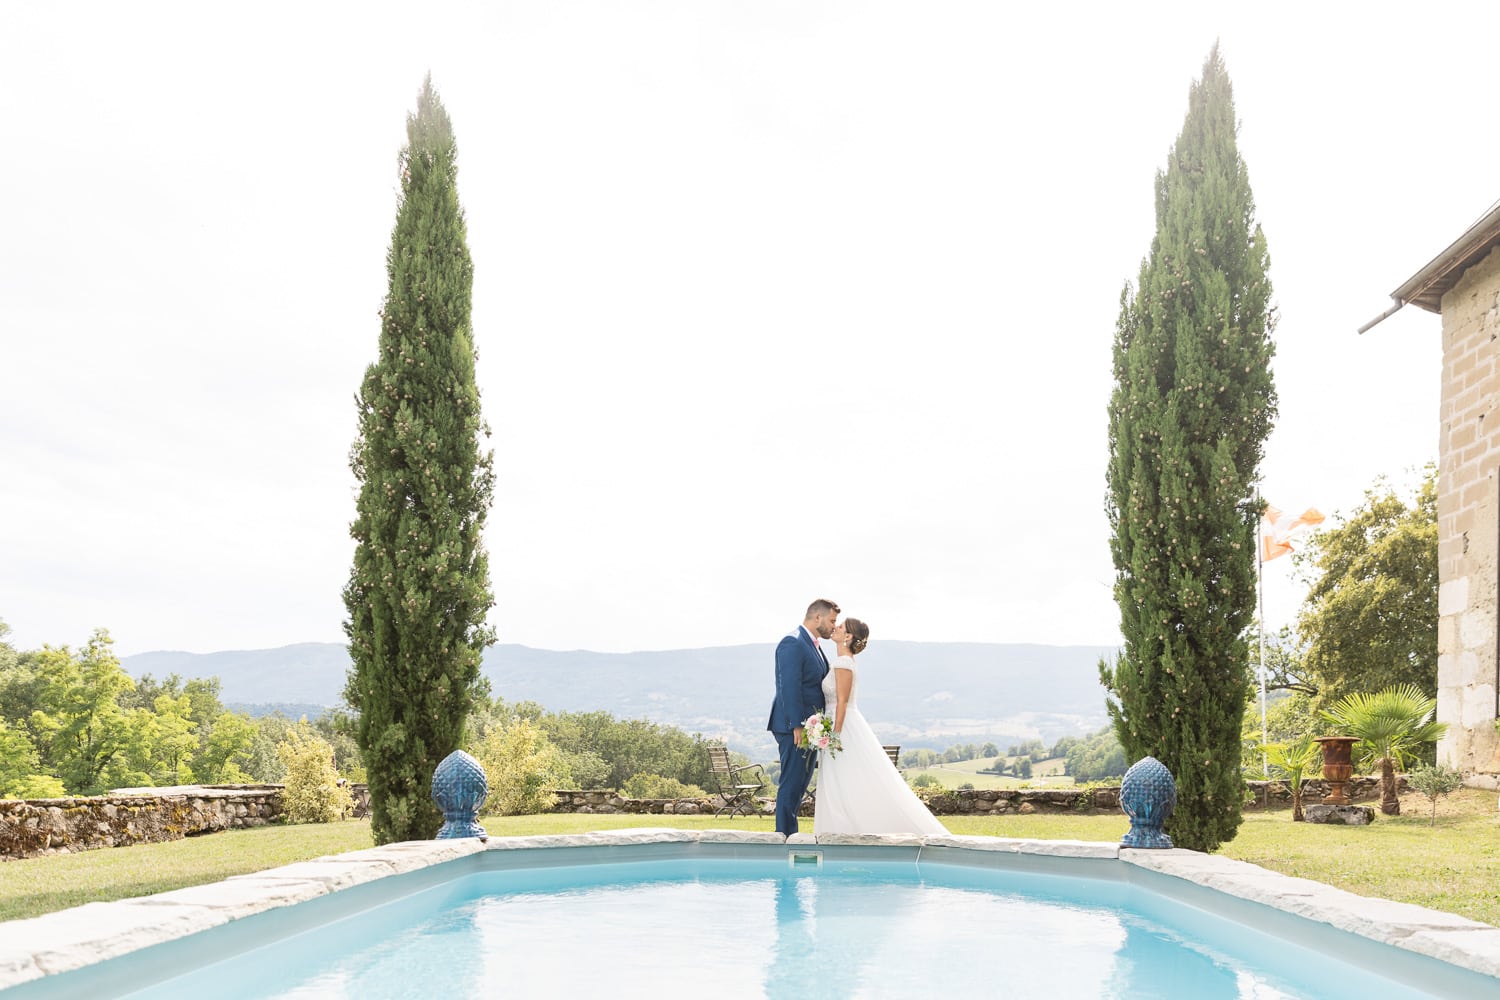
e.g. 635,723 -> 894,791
311,708 -> 365,781
561,748 -> 611,789
126,674 -> 229,751
473,718 -> 571,815
1101,46 -> 1276,853
1320,683 -> 1447,815
1295,467 -> 1437,706
1250,624 -> 1317,698
538,710 -> 711,791
1015,757 -> 1033,779
7,774 -> 66,798
0,647 -> 47,737
0,718 -> 43,797
1240,690 -> 1321,777
901,749 -> 939,769
344,76 -> 496,845
1063,727 -> 1128,781
910,773 -> 940,789
1048,736 -> 1081,759
1257,735 -> 1320,821
0,620 -> 38,723
980,742 -> 999,758
126,694 -> 199,786
1407,762 -> 1464,826
193,711 -> 256,784
242,714 -> 315,784
465,698 -> 718,793
28,630 -> 136,794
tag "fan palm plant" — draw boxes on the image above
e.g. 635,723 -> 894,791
1319,684 -> 1448,815
1258,735 -> 1321,821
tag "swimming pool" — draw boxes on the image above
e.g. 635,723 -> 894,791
3,830 -> 1499,998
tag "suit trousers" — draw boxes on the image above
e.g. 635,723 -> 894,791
774,730 -> 814,834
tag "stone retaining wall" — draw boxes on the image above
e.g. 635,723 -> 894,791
0,782 -> 371,861
552,785 -> 1119,817
550,776 -> 1397,819
0,786 -> 283,861
0,776 -> 1397,860
1246,775 -> 1401,805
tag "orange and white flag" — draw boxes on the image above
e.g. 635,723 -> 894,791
1261,504 -> 1325,562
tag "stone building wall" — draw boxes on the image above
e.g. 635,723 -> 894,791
1437,244 -> 1500,785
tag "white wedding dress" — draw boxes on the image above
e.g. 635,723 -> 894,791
813,655 -> 947,836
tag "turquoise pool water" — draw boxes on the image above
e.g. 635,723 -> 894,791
96,856 -> 1452,999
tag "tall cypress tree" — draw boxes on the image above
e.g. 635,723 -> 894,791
1102,46 -> 1276,853
344,76 -> 495,845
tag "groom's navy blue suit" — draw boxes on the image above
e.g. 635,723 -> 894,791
767,625 -> 828,835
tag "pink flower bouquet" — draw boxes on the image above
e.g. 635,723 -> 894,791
798,712 -> 843,759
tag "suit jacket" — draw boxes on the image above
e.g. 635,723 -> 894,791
766,625 -> 829,733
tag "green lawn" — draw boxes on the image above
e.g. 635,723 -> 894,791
901,760 -> 1075,790
0,822 -> 376,923
4,789 -> 1497,927
925,755 -> 1066,776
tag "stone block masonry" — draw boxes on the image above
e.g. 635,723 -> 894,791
1438,245 -> 1500,782
547,779 -> 1391,818
0,778 -> 1385,860
0,786 -> 282,861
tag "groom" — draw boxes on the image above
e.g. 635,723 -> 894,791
767,597 -> 839,835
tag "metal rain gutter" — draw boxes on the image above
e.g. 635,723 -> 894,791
1358,197 -> 1500,335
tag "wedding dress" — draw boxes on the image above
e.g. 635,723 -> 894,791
813,654 -> 947,836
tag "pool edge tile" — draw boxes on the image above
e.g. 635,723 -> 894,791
480,829 -> 700,851
0,899 -> 236,986
0,948 -> 43,990
815,833 -> 925,847
1121,847 -> 1500,980
699,829 -> 787,845
122,876 -> 333,916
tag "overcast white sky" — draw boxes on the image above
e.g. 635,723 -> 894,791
1,2 -> 1489,657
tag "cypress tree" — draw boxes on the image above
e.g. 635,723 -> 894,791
344,76 -> 495,845
1102,46 -> 1276,853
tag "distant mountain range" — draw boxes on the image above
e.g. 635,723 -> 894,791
121,640 -> 1119,760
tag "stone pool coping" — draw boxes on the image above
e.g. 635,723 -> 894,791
2,829 -> 1498,992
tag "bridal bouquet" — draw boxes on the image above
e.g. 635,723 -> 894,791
799,712 -> 843,759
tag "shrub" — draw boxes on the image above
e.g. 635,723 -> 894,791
276,731 -> 352,824
1408,762 -> 1465,826
473,719 -> 572,816
3,774 -> 66,799
622,774 -> 707,799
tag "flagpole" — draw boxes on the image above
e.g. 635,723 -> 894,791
1257,495 -> 1268,777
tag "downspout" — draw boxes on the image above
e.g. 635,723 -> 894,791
1357,299 -> 1405,335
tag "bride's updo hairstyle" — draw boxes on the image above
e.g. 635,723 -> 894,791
844,618 -> 870,656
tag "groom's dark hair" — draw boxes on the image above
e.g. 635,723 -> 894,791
806,598 -> 840,618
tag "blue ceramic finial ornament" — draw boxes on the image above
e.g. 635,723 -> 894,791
432,749 -> 489,840
1119,755 -> 1176,849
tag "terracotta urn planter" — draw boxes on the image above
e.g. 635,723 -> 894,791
1315,736 -> 1359,806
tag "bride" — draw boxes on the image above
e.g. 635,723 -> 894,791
813,618 -> 947,836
